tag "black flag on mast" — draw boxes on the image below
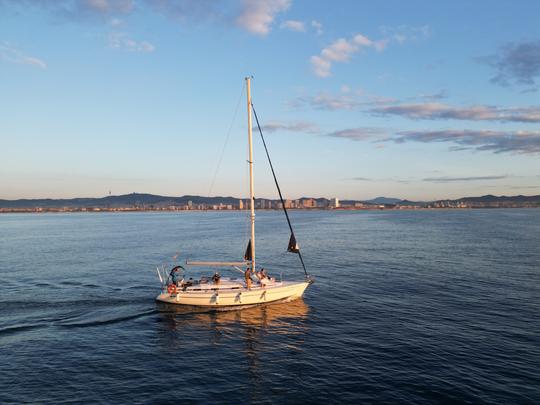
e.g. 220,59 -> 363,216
287,233 -> 300,253
244,240 -> 253,261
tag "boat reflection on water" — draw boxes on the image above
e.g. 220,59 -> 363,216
155,299 -> 310,400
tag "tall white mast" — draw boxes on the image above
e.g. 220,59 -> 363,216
246,77 -> 255,270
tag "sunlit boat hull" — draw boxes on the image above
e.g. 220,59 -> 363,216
156,280 -> 310,307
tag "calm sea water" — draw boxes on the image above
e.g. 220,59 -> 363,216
0,209 -> 539,404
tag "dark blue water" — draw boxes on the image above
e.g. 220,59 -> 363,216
1,210 -> 539,404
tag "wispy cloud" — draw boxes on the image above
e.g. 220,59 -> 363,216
280,19 -> 305,32
259,120 -> 319,133
327,127 -> 387,141
416,89 -> 448,101
0,42 -> 47,69
292,90 -> 540,124
106,32 -> 155,52
379,24 -> 430,44
1,0 -> 292,35
393,129 -> 540,155
350,177 -> 372,181
310,33 -> 387,77
480,40 -> 540,87
319,126 -> 540,155
371,103 -> 540,123
292,92 -> 363,110
236,0 -> 291,35
310,25 -> 429,78
0,0 -> 135,20
311,20 -> 323,35
423,175 -> 508,182
82,0 -> 134,14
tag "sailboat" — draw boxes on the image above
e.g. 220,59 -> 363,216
155,77 -> 312,307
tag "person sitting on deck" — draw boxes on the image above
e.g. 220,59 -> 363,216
211,272 -> 221,285
245,268 -> 253,290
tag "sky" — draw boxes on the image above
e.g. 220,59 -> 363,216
1,0 -> 539,201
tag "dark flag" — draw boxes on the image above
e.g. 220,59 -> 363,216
244,240 -> 253,261
287,233 -> 300,253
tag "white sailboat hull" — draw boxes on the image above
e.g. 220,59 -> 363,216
156,280 -> 310,307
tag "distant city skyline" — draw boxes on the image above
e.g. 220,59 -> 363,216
1,1 -> 539,200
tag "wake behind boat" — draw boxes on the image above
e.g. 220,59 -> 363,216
155,77 -> 312,308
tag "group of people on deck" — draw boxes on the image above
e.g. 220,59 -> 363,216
170,265 -> 273,291
244,267 -> 273,290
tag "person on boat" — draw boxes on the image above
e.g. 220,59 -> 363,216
171,267 -> 183,286
257,268 -> 270,286
212,272 -> 221,285
245,268 -> 253,290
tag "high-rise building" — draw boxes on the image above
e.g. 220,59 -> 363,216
238,199 -> 244,210
331,198 -> 340,208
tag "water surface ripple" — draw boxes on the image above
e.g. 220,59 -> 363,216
0,210 -> 538,403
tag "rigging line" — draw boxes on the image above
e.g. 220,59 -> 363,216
206,81 -> 246,199
251,103 -> 309,278
186,81 -> 245,264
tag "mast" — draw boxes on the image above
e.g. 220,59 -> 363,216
246,76 -> 255,270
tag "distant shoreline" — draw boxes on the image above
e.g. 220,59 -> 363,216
1,206 -> 538,214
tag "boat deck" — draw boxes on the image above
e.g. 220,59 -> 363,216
178,277 -> 282,292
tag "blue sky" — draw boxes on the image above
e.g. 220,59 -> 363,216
1,0 -> 539,200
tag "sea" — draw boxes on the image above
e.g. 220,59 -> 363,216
0,209 -> 538,404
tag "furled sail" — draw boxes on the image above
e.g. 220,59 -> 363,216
287,233 -> 300,253
244,240 -> 253,261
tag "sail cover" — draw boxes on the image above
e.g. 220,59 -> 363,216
287,233 -> 300,253
244,240 -> 253,261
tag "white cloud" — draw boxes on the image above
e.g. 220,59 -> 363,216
107,32 -> 155,53
83,0 -> 134,14
109,17 -> 124,27
236,0 -> 291,35
379,25 -> 431,43
311,20 -> 323,35
310,33 -> 387,77
0,42 -> 47,69
281,19 -> 305,32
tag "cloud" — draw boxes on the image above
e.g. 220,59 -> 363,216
281,19 -> 305,32
320,125 -> 540,155
311,20 -> 322,35
423,175 -> 508,182
371,103 -> 540,123
82,0 -> 134,14
392,129 -> 540,155
481,40 -> 540,86
350,177 -> 372,181
107,32 -> 155,52
310,26 -> 429,77
259,120 -> 319,133
0,0 -> 135,19
327,127 -> 387,141
293,92 -> 362,110
1,1 -> 291,35
310,33 -> 387,77
416,89 -> 448,101
236,0 -> 291,35
379,25 -> 430,44
0,42 -> 47,69
291,91 -> 396,111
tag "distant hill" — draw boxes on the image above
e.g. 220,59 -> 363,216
362,197 -> 403,205
0,193 -> 241,209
